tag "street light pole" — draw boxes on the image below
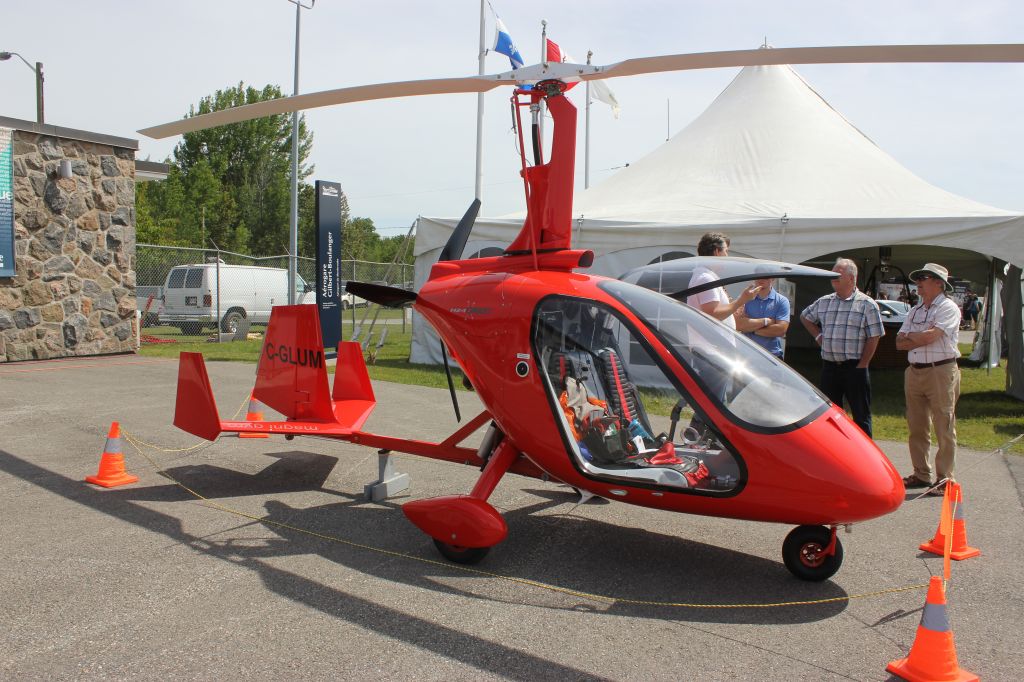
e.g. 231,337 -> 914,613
0,51 -> 44,123
285,0 -> 314,305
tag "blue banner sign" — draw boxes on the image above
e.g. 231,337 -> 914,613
0,127 -> 15,277
315,180 -> 343,352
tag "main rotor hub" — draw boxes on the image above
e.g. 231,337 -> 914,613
535,79 -> 568,97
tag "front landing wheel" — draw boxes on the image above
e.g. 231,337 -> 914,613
783,525 -> 843,582
433,539 -> 490,565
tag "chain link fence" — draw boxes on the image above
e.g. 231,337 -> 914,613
136,244 -> 413,341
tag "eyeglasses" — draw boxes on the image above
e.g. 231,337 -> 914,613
910,306 -> 933,325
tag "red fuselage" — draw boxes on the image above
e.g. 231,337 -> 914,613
416,262 -> 904,527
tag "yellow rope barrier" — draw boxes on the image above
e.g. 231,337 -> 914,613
120,416 -> 932,609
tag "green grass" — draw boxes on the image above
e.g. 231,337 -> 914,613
140,322 -> 1024,454
784,346 -> 1023,454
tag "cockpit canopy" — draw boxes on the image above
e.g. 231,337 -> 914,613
532,283 -> 829,495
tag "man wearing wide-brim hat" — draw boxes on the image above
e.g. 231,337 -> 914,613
895,263 -> 962,495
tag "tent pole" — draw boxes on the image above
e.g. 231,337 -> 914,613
987,259 -> 997,373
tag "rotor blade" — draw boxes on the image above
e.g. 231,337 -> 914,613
139,76 -> 508,139
621,257 -> 838,300
440,342 -> 461,423
586,43 -> 1024,81
438,198 -> 481,262
140,43 -> 1024,139
345,281 -> 416,308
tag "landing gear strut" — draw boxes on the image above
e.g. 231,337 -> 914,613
403,432 -> 517,566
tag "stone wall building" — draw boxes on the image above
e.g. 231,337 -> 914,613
0,117 -> 139,362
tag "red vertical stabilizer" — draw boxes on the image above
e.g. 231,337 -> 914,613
174,352 -> 223,441
331,341 -> 377,430
254,305 -> 336,422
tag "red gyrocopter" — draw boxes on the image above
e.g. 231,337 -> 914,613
146,43 -> 1024,580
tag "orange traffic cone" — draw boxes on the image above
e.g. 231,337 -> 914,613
239,391 -> 269,439
921,482 -> 980,560
887,576 -> 977,682
85,422 -> 139,488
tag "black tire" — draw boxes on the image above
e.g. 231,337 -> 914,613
782,525 -> 843,582
433,539 -> 490,565
179,322 -> 202,335
221,309 -> 245,334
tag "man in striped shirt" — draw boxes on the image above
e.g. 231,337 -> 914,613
800,258 -> 885,437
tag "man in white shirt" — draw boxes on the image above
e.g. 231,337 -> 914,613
686,233 -> 758,329
683,232 -> 758,437
895,263 -> 962,494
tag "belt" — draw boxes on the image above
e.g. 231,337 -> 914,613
911,357 -> 956,369
824,359 -> 859,366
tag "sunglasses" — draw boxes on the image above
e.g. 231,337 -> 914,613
913,274 -> 938,282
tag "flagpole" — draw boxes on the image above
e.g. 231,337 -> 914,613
585,50 -> 592,189
474,0 -> 486,200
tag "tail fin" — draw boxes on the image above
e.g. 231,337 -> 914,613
174,352 -> 223,441
254,305 -> 335,422
331,341 -> 376,431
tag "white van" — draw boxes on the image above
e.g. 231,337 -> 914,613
159,264 -> 318,334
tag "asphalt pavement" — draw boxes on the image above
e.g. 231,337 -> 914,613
1,354 -> 1022,680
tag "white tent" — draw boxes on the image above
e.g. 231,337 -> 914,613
412,64 -> 1024,364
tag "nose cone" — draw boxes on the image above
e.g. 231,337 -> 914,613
822,412 -> 905,522
839,447 -> 905,522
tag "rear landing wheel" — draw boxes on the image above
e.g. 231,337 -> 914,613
782,525 -> 843,582
433,539 -> 490,565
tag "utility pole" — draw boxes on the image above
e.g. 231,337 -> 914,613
0,52 -> 44,123
285,0 -> 315,305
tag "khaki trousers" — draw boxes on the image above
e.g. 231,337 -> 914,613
904,363 -> 960,481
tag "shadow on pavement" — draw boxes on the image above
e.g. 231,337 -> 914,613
2,446 -> 850,634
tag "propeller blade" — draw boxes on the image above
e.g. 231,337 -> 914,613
438,199 -> 481,262
345,281 -> 416,308
440,342 -> 461,423
140,43 -> 1024,139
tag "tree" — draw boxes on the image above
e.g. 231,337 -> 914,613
137,82 -> 322,255
376,234 -> 415,265
176,83 -> 314,254
342,217 -> 380,262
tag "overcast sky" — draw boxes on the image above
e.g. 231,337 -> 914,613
3,1 -> 1023,234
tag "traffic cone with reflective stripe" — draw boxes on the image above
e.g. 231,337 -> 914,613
85,422 -> 139,488
886,576 -> 977,682
239,391 -> 269,439
920,483 -> 980,560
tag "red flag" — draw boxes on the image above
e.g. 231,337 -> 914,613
545,39 -> 579,90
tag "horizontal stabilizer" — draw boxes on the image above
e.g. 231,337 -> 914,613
174,352 -> 222,441
346,281 -> 417,308
254,305 -> 336,422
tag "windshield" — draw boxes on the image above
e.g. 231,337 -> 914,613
599,280 -> 828,430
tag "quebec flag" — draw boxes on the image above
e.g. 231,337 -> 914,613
493,18 -> 524,69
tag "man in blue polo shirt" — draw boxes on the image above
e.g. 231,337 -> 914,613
735,277 -> 790,358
